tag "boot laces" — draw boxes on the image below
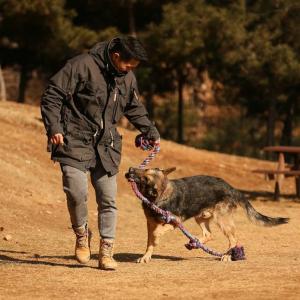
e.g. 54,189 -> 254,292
74,227 -> 88,248
77,234 -> 88,248
101,241 -> 113,257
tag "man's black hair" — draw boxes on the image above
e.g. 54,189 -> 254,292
110,36 -> 148,62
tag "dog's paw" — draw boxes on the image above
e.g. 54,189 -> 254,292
221,254 -> 232,262
136,255 -> 151,263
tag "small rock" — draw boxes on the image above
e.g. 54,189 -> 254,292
46,210 -> 52,215
0,227 -> 4,232
4,234 -> 12,241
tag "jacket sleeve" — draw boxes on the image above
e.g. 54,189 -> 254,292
40,62 -> 77,137
124,77 -> 160,141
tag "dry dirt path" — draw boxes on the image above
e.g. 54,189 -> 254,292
0,102 -> 299,299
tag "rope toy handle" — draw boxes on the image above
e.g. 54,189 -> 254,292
138,139 -> 160,169
135,134 -> 158,151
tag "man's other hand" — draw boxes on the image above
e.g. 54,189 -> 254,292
50,133 -> 64,145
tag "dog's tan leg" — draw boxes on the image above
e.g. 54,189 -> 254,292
137,217 -> 174,263
213,203 -> 238,262
195,215 -> 213,244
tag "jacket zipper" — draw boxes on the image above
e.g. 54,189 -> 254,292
113,89 -> 117,102
133,89 -> 139,101
111,88 -> 118,123
109,130 -> 114,148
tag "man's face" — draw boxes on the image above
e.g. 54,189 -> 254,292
111,52 -> 140,73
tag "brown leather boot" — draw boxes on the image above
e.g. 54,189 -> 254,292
98,239 -> 118,270
73,224 -> 91,264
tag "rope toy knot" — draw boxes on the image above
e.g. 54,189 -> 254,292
227,245 -> 246,261
185,239 -> 199,250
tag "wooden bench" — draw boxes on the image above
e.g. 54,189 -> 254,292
252,169 -> 300,200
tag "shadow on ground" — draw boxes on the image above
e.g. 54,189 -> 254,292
239,189 -> 299,202
0,247 -> 220,270
0,253 -> 89,269
113,252 -> 185,262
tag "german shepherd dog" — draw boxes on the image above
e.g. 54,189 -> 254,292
125,167 -> 289,262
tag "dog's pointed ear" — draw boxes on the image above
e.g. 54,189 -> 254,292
162,167 -> 176,176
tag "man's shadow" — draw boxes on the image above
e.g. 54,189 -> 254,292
0,249 -> 90,269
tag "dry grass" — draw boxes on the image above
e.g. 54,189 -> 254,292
0,101 -> 299,299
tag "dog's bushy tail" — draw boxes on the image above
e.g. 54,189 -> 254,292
237,193 -> 289,226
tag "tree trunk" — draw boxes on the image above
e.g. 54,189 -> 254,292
18,64 -> 29,103
0,65 -> 7,101
127,0 -> 136,37
266,97 -> 277,159
177,72 -> 184,144
280,97 -> 295,146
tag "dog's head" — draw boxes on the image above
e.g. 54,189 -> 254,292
125,167 -> 176,202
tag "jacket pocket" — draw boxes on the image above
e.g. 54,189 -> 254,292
51,142 -> 68,159
107,134 -> 122,167
51,135 -> 94,162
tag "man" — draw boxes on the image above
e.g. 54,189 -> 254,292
40,36 -> 160,270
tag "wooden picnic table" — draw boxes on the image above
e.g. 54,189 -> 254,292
253,146 -> 300,200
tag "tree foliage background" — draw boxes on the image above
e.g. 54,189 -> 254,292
0,0 -> 299,158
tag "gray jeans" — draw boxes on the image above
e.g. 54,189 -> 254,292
61,163 -> 117,239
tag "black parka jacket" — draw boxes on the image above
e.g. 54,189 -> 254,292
41,39 -> 156,175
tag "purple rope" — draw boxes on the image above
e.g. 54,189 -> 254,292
130,140 -> 245,260
138,142 -> 160,169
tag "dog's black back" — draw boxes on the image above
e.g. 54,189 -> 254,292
126,167 -> 289,226
153,175 -> 240,221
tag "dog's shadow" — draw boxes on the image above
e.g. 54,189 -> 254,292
95,252 -> 217,262
104,252 -> 185,262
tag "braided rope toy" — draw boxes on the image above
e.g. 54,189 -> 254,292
130,136 -> 246,261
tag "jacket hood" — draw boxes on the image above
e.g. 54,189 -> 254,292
89,38 -> 127,78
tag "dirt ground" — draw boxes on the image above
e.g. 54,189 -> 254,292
0,101 -> 299,300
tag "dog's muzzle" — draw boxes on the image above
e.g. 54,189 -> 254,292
125,167 -> 139,183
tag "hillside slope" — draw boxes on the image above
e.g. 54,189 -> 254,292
0,102 -> 299,300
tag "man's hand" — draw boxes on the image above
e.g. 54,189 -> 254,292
135,134 -> 159,151
50,133 -> 64,145
144,126 -> 160,142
